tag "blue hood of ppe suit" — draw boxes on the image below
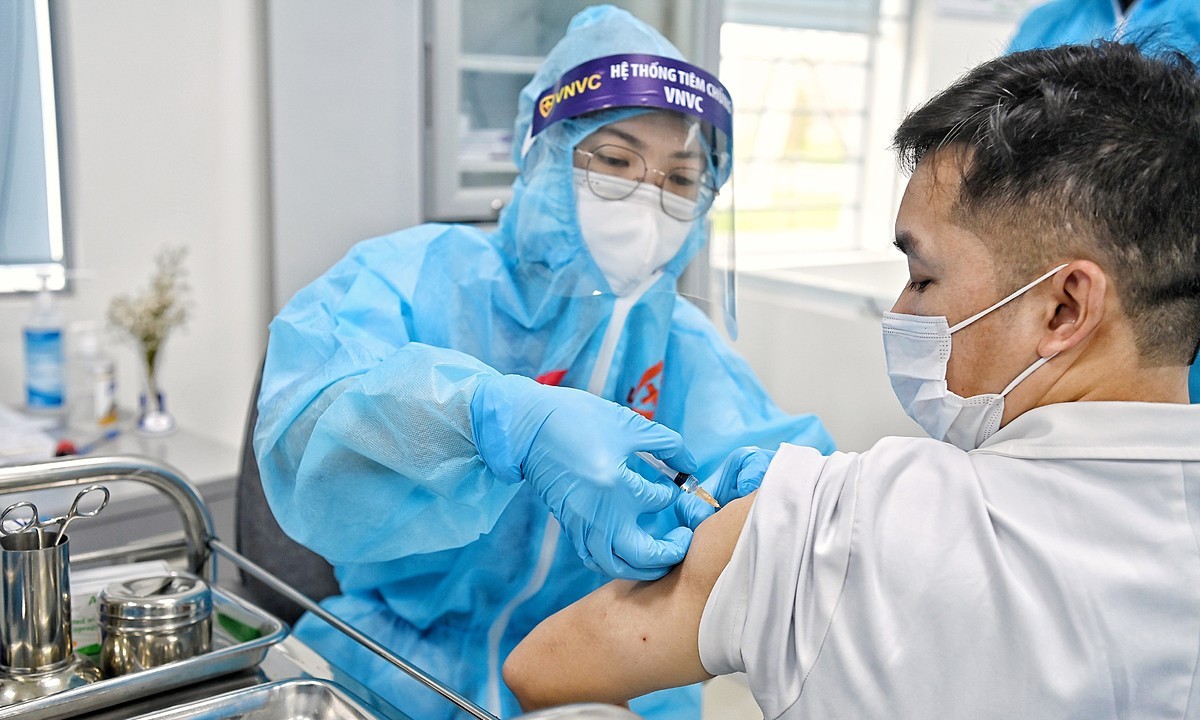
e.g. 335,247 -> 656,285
496,4 -> 719,308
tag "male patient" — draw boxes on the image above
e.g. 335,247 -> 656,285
503,41 -> 1200,718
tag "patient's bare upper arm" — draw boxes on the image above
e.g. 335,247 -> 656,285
504,491 -> 757,711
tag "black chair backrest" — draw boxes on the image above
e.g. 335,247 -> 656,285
235,362 -> 339,625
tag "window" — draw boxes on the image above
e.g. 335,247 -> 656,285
0,0 -> 67,293
719,0 -> 913,270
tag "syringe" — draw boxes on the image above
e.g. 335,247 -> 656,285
634,451 -> 721,510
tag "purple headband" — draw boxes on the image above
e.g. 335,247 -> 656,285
530,53 -> 733,139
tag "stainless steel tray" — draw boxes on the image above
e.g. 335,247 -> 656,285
0,586 -> 287,720
127,679 -> 385,720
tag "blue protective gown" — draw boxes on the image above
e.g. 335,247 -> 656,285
254,6 -> 835,720
1008,0 -> 1200,401
1008,0 -> 1200,56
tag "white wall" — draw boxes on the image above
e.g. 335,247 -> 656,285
0,0 -> 270,449
910,2 -> 1023,103
267,0 -> 423,312
0,1 -> 427,449
732,286 -> 924,452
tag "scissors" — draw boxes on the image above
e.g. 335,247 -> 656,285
0,485 -> 111,547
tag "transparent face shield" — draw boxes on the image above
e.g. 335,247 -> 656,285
677,128 -> 735,340
526,54 -> 737,337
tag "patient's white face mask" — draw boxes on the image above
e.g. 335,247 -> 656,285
574,168 -> 693,296
882,263 -> 1067,451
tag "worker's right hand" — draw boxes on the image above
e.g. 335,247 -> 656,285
470,374 -> 699,581
704,446 -> 776,507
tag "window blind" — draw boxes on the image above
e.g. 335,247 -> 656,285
724,0 -> 881,35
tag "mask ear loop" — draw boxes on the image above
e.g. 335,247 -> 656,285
949,263 -> 1070,334
994,263 -> 1072,397
998,352 -> 1057,397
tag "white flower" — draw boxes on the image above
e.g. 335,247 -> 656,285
107,247 -> 190,375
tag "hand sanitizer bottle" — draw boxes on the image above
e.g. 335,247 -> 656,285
23,273 -> 65,414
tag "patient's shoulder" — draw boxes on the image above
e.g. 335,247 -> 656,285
681,491 -> 757,596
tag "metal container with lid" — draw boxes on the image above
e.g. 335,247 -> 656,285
98,572 -> 212,677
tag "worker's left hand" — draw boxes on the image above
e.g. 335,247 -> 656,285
647,488 -> 720,534
667,447 -> 776,528
702,446 -> 776,507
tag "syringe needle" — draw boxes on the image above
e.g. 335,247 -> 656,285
678,475 -> 721,510
634,451 -> 721,510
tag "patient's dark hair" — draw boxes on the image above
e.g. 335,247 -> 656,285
893,41 -> 1200,366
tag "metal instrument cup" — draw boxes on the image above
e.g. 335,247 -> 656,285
0,530 -> 72,674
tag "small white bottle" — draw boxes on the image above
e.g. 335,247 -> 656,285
67,321 -> 118,430
23,273 -> 66,414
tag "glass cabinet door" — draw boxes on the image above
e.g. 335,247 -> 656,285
424,0 -> 718,223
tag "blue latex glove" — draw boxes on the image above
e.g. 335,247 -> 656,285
471,374 -> 700,580
702,447 -> 777,508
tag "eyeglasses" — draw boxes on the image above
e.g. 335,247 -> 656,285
574,145 -> 717,221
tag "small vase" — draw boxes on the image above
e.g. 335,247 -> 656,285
137,354 -> 176,436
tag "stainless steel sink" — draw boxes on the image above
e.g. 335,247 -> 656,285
127,679 -> 398,720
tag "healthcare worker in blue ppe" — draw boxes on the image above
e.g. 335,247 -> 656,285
253,5 -> 834,720
1008,0 -> 1200,402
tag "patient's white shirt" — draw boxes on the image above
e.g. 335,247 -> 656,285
699,401 -> 1200,719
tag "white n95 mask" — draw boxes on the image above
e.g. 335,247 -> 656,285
882,263 -> 1067,451
574,168 -> 694,296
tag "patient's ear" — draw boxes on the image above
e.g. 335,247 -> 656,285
1040,261 -> 1106,358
